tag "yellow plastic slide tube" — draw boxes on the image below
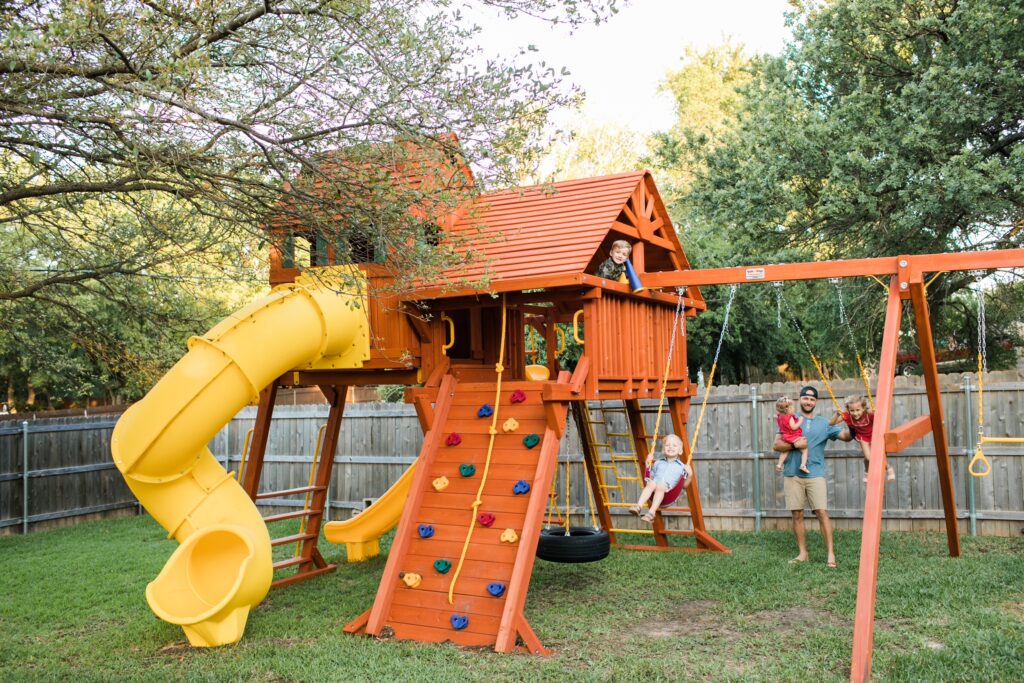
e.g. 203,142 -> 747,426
112,268 -> 369,646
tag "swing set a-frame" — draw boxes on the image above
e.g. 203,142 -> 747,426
645,247 -> 1024,683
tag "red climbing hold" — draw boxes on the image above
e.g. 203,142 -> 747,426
510,389 -> 527,404
446,433 -> 462,446
477,512 -> 496,527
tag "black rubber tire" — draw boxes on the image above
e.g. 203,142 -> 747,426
535,526 -> 610,563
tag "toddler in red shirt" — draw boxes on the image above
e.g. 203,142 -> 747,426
775,397 -> 810,474
833,395 -> 895,482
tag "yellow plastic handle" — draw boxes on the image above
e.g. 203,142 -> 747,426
968,445 -> 992,478
573,310 -> 584,345
556,326 -> 566,354
441,314 -> 455,354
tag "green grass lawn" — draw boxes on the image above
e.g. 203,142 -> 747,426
1,516 -> 1021,682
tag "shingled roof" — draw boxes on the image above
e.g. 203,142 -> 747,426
419,170 -> 698,301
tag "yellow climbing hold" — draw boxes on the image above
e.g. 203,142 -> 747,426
502,417 -> 519,433
500,528 -> 519,543
432,475 -> 450,492
400,572 -> 422,588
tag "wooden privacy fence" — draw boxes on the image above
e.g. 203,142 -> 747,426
2,375 -> 1022,536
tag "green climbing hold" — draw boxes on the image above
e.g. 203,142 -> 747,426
523,433 -> 540,448
433,559 -> 452,574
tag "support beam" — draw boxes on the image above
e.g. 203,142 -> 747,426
883,415 -> 932,454
241,381 -> 278,498
642,248 -> 1024,289
908,282 -> 961,557
850,278 -> 902,683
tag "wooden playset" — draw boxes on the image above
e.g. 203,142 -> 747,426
112,144 -> 1024,680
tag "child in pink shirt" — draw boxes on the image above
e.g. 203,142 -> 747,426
775,397 -> 810,474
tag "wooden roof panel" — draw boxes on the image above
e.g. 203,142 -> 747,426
434,172 -> 646,285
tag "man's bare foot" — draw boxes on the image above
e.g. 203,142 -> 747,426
827,556 -> 837,568
788,554 -> 808,564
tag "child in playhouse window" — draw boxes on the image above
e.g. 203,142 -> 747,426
594,240 -> 632,282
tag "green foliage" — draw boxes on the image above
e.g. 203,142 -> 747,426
0,0 -> 617,406
655,1 -> 1024,380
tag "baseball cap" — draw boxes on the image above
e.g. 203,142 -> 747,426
799,385 -> 819,398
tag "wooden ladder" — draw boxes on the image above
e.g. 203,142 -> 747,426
240,381 -> 344,588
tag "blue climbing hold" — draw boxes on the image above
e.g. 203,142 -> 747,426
486,582 -> 506,598
477,404 -> 493,418
450,614 -> 469,630
417,524 -> 434,539
512,480 -> 531,495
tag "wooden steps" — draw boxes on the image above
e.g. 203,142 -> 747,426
350,375 -> 567,653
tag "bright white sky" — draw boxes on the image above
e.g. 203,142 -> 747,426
472,0 -> 794,134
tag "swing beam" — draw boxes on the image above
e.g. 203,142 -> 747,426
644,248 -> 1024,683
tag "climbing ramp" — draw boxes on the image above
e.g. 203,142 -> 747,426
346,375 -> 568,653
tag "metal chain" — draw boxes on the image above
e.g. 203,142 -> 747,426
711,285 -> 738,369
775,283 -> 783,329
977,281 -> 988,374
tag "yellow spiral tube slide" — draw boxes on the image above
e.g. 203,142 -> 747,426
111,268 -> 369,646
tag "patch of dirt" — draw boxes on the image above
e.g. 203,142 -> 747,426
757,605 -> 847,632
1000,599 -> 1024,622
155,643 -> 192,655
625,600 -> 730,639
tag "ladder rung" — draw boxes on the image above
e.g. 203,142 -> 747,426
616,476 -> 641,482
609,455 -> 638,462
609,527 -> 655,535
263,509 -> 322,523
598,407 -> 627,413
271,533 -> 316,547
273,556 -> 310,570
256,485 -> 326,500
606,432 -> 631,437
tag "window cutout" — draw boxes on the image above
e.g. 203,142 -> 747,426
293,235 -> 312,268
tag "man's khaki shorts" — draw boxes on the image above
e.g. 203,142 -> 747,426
784,476 -> 827,511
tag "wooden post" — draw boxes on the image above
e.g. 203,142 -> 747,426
908,281 -> 961,557
572,402 -> 616,540
241,381 -> 279,498
850,278 -> 902,683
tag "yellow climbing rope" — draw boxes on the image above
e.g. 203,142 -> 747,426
447,294 -> 508,604
650,289 -> 687,462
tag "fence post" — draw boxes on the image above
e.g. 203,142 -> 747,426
22,420 -> 29,534
962,376 -> 978,536
750,386 -> 762,533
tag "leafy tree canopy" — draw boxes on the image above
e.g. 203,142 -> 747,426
656,0 -> 1024,382
0,0 -> 618,408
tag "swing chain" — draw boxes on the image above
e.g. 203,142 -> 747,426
976,280 -> 988,376
711,285 -> 738,369
774,281 -> 783,329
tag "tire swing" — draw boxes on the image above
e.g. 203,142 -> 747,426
536,443 -> 609,563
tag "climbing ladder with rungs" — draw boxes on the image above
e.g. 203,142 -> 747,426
574,399 -> 730,553
576,401 -> 644,511
346,374 -> 570,653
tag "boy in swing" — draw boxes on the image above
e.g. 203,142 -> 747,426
630,434 -> 691,523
